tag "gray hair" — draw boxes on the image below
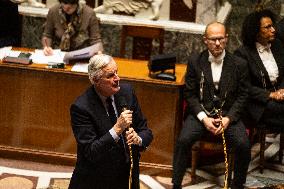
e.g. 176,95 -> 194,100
88,54 -> 113,84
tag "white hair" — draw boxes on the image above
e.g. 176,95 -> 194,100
88,54 -> 113,84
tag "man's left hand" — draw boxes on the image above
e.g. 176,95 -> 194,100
215,116 -> 230,135
126,128 -> 141,145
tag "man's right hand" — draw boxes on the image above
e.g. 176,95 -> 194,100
113,110 -> 133,135
202,117 -> 218,134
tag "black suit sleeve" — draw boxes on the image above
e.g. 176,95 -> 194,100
184,54 -> 204,116
226,57 -> 249,123
70,104 -> 116,164
234,47 -> 271,104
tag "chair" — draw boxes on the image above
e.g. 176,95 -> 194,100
119,25 -> 164,60
190,133 -> 234,186
256,124 -> 284,173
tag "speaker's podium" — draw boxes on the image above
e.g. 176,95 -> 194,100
0,50 -> 186,176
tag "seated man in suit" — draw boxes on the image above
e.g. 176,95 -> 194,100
235,9 -> 284,131
172,22 -> 251,189
68,54 -> 153,189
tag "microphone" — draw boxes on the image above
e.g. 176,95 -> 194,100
118,96 -> 128,112
118,95 -> 134,187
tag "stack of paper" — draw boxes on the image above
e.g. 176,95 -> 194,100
0,47 -> 13,61
31,49 -> 66,64
71,63 -> 89,73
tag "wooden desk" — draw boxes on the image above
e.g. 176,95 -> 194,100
0,57 -> 186,174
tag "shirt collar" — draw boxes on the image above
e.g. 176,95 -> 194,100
208,50 -> 226,64
94,86 -> 114,103
256,42 -> 271,53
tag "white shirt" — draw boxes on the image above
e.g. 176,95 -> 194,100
256,42 -> 279,83
197,50 -> 225,122
209,50 -> 225,89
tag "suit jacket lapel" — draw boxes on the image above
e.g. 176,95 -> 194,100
250,47 -> 271,81
271,42 -> 283,80
88,87 -> 114,132
114,93 -> 123,117
218,55 -> 232,99
200,52 -> 215,97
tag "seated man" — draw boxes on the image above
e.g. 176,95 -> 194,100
172,22 -> 251,189
235,9 -> 284,131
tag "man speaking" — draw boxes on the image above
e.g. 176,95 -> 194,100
68,54 -> 153,189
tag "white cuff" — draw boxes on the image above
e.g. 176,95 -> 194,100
137,136 -> 143,146
109,128 -> 120,142
197,111 -> 207,122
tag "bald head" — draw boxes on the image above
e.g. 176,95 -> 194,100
204,22 -> 226,37
203,22 -> 228,57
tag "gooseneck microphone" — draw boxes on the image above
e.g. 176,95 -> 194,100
118,96 -> 133,189
118,96 -> 128,112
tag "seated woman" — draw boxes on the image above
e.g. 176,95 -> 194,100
235,9 -> 284,131
42,0 -> 103,62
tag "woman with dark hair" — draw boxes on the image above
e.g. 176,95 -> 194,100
240,9 -> 276,49
235,9 -> 284,130
42,0 -> 103,58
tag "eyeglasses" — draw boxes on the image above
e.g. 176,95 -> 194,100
261,24 -> 275,30
206,37 -> 226,44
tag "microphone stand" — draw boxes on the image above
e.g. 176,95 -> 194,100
128,132 -> 133,189
122,106 -> 133,189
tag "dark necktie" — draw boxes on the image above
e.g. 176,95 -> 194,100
106,97 -> 117,125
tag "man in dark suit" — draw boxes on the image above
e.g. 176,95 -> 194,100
172,22 -> 251,189
68,54 -> 153,189
235,9 -> 284,130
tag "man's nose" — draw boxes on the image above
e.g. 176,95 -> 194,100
215,39 -> 221,45
114,73 -> 120,80
271,26 -> 276,33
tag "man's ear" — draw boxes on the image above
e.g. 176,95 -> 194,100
203,36 -> 208,45
225,34 -> 229,42
93,78 -> 100,85
90,77 -> 98,85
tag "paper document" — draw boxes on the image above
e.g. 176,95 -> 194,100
31,49 -> 66,64
0,47 -> 19,60
71,63 -> 89,73
63,43 -> 103,63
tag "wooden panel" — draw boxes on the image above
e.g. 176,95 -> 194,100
119,26 -> 164,60
0,57 -> 186,173
170,0 -> 197,22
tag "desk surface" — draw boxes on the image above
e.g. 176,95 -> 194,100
0,54 -> 186,86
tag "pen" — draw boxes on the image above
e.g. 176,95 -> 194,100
44,38 -> 48,48
44,38 -> 53,55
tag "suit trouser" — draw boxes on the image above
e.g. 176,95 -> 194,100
172,114 -> 251,188
261,101 -> 284,131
